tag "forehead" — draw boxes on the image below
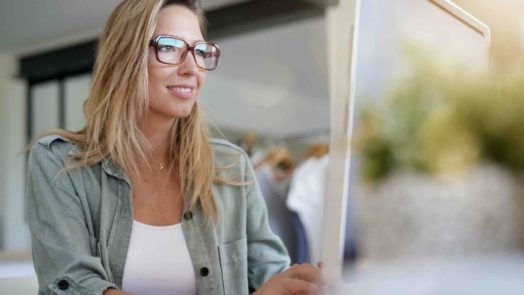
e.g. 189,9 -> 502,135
154,5 -> 204,43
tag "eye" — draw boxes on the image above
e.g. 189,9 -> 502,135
195,49 -> 205,57
158,45 -> 174,53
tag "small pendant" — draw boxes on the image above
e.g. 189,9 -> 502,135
159,162 -> 168,175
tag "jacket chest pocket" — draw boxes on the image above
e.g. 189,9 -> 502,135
218,237 -> 248,295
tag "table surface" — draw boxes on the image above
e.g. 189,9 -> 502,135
337,254 -> 524,295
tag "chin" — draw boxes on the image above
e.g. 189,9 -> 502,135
148,98 -> 196,120
174,111 -> 192,118
172,105 -> 196,118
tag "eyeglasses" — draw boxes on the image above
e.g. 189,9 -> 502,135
149,35 -> 221,71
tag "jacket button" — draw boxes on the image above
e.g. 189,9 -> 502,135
183,211 -> 193,220
200,267 -> 209,277
57,280 -> 69,290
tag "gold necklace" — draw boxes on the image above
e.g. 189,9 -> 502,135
159,161 -> 169,175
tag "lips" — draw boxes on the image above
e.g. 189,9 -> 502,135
167,85 -> 195,100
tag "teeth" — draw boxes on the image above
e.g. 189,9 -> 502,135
169,86 -> 192,93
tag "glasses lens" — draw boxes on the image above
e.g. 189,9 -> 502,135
194,43 -> 220,70
156,37 -> 186,64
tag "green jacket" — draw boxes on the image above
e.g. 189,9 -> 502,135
26,135 -> 290,295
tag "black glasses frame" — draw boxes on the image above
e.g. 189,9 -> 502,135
149,35 -> 221,71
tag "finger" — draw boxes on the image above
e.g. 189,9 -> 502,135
288,263 -> 324,284
284,278 -> 318,294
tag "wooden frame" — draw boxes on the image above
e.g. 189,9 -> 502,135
321,0 -> 362,284
321,0 -> 491,286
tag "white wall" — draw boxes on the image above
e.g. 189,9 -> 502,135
0,53 -> 30,251
0,54 -> 6,247
201,16 -> 330,137
64,74 -> 90,131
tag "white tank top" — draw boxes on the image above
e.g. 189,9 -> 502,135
121,220 -> 197,295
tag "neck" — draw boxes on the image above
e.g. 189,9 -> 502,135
139,114 -> 174,163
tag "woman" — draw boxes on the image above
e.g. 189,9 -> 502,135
26,0 -> 323,294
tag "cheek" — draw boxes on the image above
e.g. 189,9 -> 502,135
147,74 -> 159,99
196,72 -> 206,90
148,68 -> 168,93
147,51 -> 170,93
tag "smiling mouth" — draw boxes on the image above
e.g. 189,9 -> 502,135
167,86 -> 194,100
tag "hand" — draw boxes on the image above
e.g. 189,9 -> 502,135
254,263 -> 325,295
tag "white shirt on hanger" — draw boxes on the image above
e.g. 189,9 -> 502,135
287,154 -> 329,264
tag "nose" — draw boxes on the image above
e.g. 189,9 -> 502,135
177,50 -> 200,76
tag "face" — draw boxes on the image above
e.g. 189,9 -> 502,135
273,167 -> 292,182
147,5 -> 206,121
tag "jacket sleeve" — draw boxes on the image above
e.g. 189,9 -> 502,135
26,140 -> 117,295
243,154 -> 291,290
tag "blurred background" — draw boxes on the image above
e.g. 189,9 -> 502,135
0,0 -> 524,293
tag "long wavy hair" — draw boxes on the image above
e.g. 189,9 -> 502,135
49,0 -> 220,221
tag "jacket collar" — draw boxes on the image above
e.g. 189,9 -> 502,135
101,157 -> 131,184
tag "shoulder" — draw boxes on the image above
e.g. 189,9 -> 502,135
209,138 -> 249,166
209,138 -> 260,185
35,134 -> 76,149
30,135 -> 79,163
209,138 -> 246,155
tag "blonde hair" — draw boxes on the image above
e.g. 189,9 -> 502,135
48,0 -> 219,221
